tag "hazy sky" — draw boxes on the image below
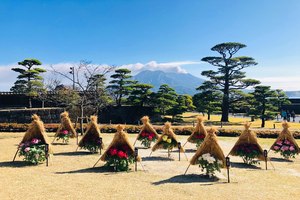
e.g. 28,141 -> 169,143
1,0 -> 300,91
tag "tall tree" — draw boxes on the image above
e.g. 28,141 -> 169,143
193,81 -> 222,120
167,95 -> 195,121
250,85 -> 277,128
155,84 -> 178,115
271,89 -> 291,112
10,59 -> 46,108
127,83 -> 154,107
201,42 -> 260,122
107,68 -> 135,106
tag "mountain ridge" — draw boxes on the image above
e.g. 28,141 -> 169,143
133,70 -> 204,95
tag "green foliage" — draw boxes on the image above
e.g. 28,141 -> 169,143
250,85 -> 277,127
233,144 -> 261,165
127,83 -> 153,106
18,139 -> 47,165
10,59 -> 46,108
193,81 -> 222,119
270,89 -> 291,111
107,68 -> 135,106
198,153 -> 222,177
154,84 -> 178,115
167,95 -> 195,120
201,42 -> 260,122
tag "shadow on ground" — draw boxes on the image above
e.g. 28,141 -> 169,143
270,157 -> 293,163
55,166 -> 124,174
152,174 -> 222,185
230,162 -> 261,169
0,161 -> 34,168
142,156 -> 174,161
54,151 -> 98,156
51,143 -> 69,146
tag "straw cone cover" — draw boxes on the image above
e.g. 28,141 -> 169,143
190,127 -> 225,167
187,116 -> 207,143
228,122 -> 264,160
55,111 -> 77,138
20,114 -> 52,153
101,124 -> 140,161
152,122 -> 185,152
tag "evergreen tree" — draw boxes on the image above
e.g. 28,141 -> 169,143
107,68 -> 135,106
155,84 -> 178,115
10,59 -> 46,108
250,85 -> 277,127
201,42 -> 260,122
127,83 -> 153,107
193,81 -> 222,120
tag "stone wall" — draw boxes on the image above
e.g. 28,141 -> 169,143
0,108 -> 65,123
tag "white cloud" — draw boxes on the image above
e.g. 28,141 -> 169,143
119,60 -> 201,75
257,76 -> 300,91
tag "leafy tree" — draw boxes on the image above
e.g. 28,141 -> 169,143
155,84 -> 178,115
127,83 -> 154,107
167,95 -> 195,121
229,89 -> 253,114
271,89 -> 291,112
10,59 -> 46,108
201,42 -> 260,122
87,74 -> 113,114
250,85 -> 277,128
193,81 -> 222,120
107,68 -> 135,106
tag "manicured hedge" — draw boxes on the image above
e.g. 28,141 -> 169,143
0,123 -> 299,139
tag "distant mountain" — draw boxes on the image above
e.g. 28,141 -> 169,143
133,70 -> 204,95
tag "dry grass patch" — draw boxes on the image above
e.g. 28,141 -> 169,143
0,132 -> 300,200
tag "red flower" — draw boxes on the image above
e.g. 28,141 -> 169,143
109,148 -> 117,156
141,132 -> 146,137
148,136 -> 153,141
117,150 -> 128,158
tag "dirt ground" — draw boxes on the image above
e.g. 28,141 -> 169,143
1,132 -> 300,200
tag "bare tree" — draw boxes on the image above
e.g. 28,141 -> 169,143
51,60 -> 114,134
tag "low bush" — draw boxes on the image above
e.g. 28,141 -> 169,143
0,123 -> 299,139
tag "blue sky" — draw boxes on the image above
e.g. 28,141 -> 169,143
1,0 -> 300,90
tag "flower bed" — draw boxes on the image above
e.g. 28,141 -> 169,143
137,131 -> 157,148
18,138 -> 47,165
79,135 -> 102,153
56,130 -> 72,143
232,143 -> 261,165
160,135 -> 178,150
105,145 -> 135,171
198,153 -> 223,177
272,139 -> 299,159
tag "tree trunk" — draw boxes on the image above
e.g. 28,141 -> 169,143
80,103 -> 84,135
221,71 -> 230,122
208,112 -> 211,120
261,104 -> 266,128
29,96 -> 32,108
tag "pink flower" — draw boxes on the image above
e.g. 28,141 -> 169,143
62,130 -> 69,135
31,138 -> 39,144
276,140 -> 283,146
273,146 -> 279,150
285,140 -> 291,145
281,146 -> 289,151
24,147 -> 30,152
19,143 -> 24,147
289,146 -> 295,151
148,136 -> 153,141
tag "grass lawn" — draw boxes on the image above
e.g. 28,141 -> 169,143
1,132 -> 300,200
181,112 -> 300,129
